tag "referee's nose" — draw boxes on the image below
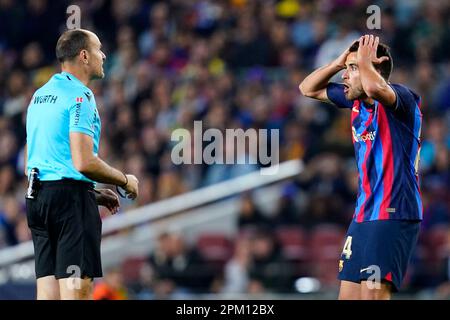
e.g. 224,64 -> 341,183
101,50 -> 106,61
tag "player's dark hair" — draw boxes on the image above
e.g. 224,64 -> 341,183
349,41 -> 393,81
55,29 -> 91,63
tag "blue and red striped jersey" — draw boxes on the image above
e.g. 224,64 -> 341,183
326,83 -> 423,222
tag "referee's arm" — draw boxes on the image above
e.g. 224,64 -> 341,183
70,132 -> 138,198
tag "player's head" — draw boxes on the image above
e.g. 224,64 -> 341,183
56,29 -> 106,79
342,41 -> 393,100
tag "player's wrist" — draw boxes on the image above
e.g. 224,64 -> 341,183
357,55 -> 371,67
116,173 -> 128,199
119,173 -> 128,188
331,60 -> 345,71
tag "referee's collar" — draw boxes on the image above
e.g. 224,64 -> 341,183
60,71 -> 86,88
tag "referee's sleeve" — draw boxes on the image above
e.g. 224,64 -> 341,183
69,95 -> 95,137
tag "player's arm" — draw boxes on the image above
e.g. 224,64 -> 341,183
357,35 -> 395,107
299,45 -> 351,103
298,63 -> 343,103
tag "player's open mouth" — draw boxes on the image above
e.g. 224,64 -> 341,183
343,84 -> 350,93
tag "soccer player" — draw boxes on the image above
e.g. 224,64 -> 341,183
25,29 -> 139,300
299,34 -> 422,299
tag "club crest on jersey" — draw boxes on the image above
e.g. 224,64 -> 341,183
352,127 -> 376,143
339,260 -> 344,272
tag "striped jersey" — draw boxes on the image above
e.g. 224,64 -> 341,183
327,83 -> 423,222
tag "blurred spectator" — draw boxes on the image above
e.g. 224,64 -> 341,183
0,194 -> 25,248
237,192 -> 270,231
221,237 -> 251,294
145,232 -> 214,295
93,268 -> 128,300
410,226 -> 450,291
270,183 -> 301,227
247,228 -> 294,293
313,14 -> 359,71
297,153 -> 354,228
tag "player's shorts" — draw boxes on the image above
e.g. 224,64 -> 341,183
337,219 -> 420,292
26,179 -> 103,279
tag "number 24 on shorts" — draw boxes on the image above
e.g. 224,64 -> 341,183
342,236 -> 353,259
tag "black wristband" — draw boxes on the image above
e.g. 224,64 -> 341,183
120,173 -> 128,188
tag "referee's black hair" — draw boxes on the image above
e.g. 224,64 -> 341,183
349,41 -> 393,81
55,29 -> 91,63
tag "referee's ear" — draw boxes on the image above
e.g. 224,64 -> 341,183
80,50 -> 89,64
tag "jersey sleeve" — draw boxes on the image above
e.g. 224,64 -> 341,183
388,83 -> 420,115
69,92 -> 96,137
326,82 -> 353,109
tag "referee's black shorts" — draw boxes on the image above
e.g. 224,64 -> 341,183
25,179 -> 103,279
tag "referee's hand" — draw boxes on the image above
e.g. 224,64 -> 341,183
123,174 -> 139,200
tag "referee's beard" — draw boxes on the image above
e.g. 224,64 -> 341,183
89,54 -> 106,80
90,66 -> 105,80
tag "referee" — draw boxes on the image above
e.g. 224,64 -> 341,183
24,29 -> 139,300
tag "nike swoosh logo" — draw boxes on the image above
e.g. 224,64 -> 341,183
352,107 -> 359,113
360,267 -> 371,273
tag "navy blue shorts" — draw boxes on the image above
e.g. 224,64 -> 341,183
337,219 -> 420,291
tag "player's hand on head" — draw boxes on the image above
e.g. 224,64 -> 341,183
333,44 -> 353,69
332,39 -> 360,69
358,34 -> 389,65
123,174 -> 139,200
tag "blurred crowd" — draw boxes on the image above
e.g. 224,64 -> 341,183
0,0 -> 448,298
